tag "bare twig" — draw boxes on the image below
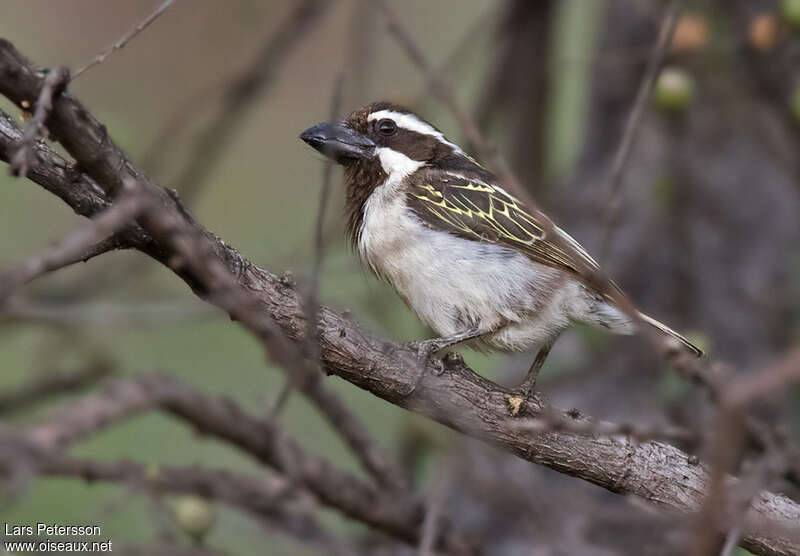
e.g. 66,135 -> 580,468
0,430 -> 346,552
723,348 -> 800,409
265,376 -> 294,420
26,376 -> 166,450
374,0 -> 528,201
0,362 -> 112,416
170,0 -> 329,202
306,74 -> 344,362
9,66 -> 69,178
14,372 -> 464,551
599,0 -> 682,261
419,459 -> 452,556
1,297 -> 218,327
71,0 -> 175,80
0,191 -> 147,302
689,348 -> 800,556
271,74 -> 346,422
140,80 -> 218,176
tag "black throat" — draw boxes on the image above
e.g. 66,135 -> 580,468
343,157 -> 387,248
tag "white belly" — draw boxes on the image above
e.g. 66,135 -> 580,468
357,192 -> 592,352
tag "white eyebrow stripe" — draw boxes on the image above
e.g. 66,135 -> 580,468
368,110 -> 465,154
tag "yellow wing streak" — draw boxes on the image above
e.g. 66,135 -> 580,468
455,193 -> 532,243
411,175 -> 598,276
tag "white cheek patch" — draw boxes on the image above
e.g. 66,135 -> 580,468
376,147 -> 424,184
368,110 -> 465,155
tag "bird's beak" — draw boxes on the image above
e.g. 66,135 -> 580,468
300,122 -> 375,163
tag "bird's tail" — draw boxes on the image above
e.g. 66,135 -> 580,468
637,311 -> 704,358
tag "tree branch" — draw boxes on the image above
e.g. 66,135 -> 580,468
71,0 -> 175,80
0,83 -> 408,494
13,372 -> 466,553
166,0 -> 330,202
0,362 -> 112,416
0,431 -> 348,552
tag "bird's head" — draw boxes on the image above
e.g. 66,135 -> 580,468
300,101 -> 468,174
300,101 -> 485,243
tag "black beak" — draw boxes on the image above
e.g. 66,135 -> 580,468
300,122 -> 375,163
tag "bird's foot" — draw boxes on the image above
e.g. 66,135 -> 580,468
404,338 -> 450,375
507,342 -> 554,416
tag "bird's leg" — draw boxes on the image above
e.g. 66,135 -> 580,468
514,339 -> 555,399
406,325 -> 496,375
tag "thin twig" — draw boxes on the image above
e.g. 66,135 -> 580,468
0,433 -> 343,552
10,66 -> 69,178
689,349 -> 800,556
0,362 -> 112,416
71,0 -> 175,80
374,0 -> 528,202
307,74 -> 344,358
0,190 -> 147,302
275,74 -> 346,421
265,376 -> 294,420
413,10 -> 496,108
599,0 -> 682,261
419,459 -> 452,556
723,348 -> 800,409
170,0 -> 329,202
2,297 -> 218,327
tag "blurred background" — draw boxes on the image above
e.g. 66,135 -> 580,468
1,0 -> 799,554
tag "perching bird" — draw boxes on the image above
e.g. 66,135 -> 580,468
300,101 -> 702,393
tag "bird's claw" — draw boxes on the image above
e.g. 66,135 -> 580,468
404,339 -> 447,375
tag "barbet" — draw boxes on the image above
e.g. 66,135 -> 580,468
301,102 -> 702,394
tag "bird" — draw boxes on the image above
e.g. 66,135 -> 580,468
300,101 -> 702,395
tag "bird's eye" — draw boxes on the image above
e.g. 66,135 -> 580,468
377,119 -> 397,136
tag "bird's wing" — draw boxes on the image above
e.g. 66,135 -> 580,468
407,169 -> 605,281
